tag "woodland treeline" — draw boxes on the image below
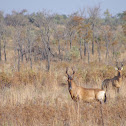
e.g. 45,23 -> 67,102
0,6 -> 126,71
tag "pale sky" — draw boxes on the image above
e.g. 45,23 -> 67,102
0,0 -> 126,16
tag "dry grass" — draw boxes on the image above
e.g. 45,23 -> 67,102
0,61 -> 126,126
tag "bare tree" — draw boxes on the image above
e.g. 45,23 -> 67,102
3,39 -> 7,61
84,40 -> 87,56
26,26 -> 36,69
88,5 -> 101,55
14,27 -> 21,71
0,11 -> 4,61
54,26 -> 64,60
5,9 -> 29,26
14,26 -> 26,71
102,26 -> 112,60
34,11 -> 55,71
66,14 -> 77,49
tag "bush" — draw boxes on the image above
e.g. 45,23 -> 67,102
0,72 -> 12,89
64,46 -> 80,61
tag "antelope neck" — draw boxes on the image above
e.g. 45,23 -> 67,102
117,71 -> 122,78
68,80 -> 77,91
68,81 -> 72,90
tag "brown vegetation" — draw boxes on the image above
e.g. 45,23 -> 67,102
0,61 -> 126,126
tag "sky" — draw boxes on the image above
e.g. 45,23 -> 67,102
0,0 -> 126,16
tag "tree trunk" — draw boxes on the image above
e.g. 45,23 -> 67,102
41,35 -> 51,71
28,37 -> 33,69
87,42 -> 90,63
65,39 -> 67,49
105,40 -> 109,60
0,38 -> 1,61
3,41 -> 7,61
30,57 -> 32,70
92,25 -> 95,55
47,48 -> 50,71
112,45 -> 115,59
92,36 -> 94,55
58,39 -> 61,59
29,43 -> 32,70
97,40 -> 101,63
20,49 -> 24,62
70,39 -> 72,49
105,34 -> 109,60
79,39 -> 82,59
84,40 -> 87,56
17,49 -> 20,72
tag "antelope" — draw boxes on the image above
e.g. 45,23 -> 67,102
66,68 -> 106,103
102,62 -> 123,96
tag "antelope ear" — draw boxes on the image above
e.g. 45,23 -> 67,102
115,67 -> 118,70
121,67 -> 123,70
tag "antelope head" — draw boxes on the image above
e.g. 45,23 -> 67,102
115,62 -> 123,76
66,68 -> 75,90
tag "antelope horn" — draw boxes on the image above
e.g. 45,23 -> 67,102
66,67 -> 69,76
121,62 -> 123,67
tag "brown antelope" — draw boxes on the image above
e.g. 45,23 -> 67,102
102,62 -> 123,96
66,68 -> 106,103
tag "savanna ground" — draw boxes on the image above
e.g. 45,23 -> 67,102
0,52 -> 126,126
